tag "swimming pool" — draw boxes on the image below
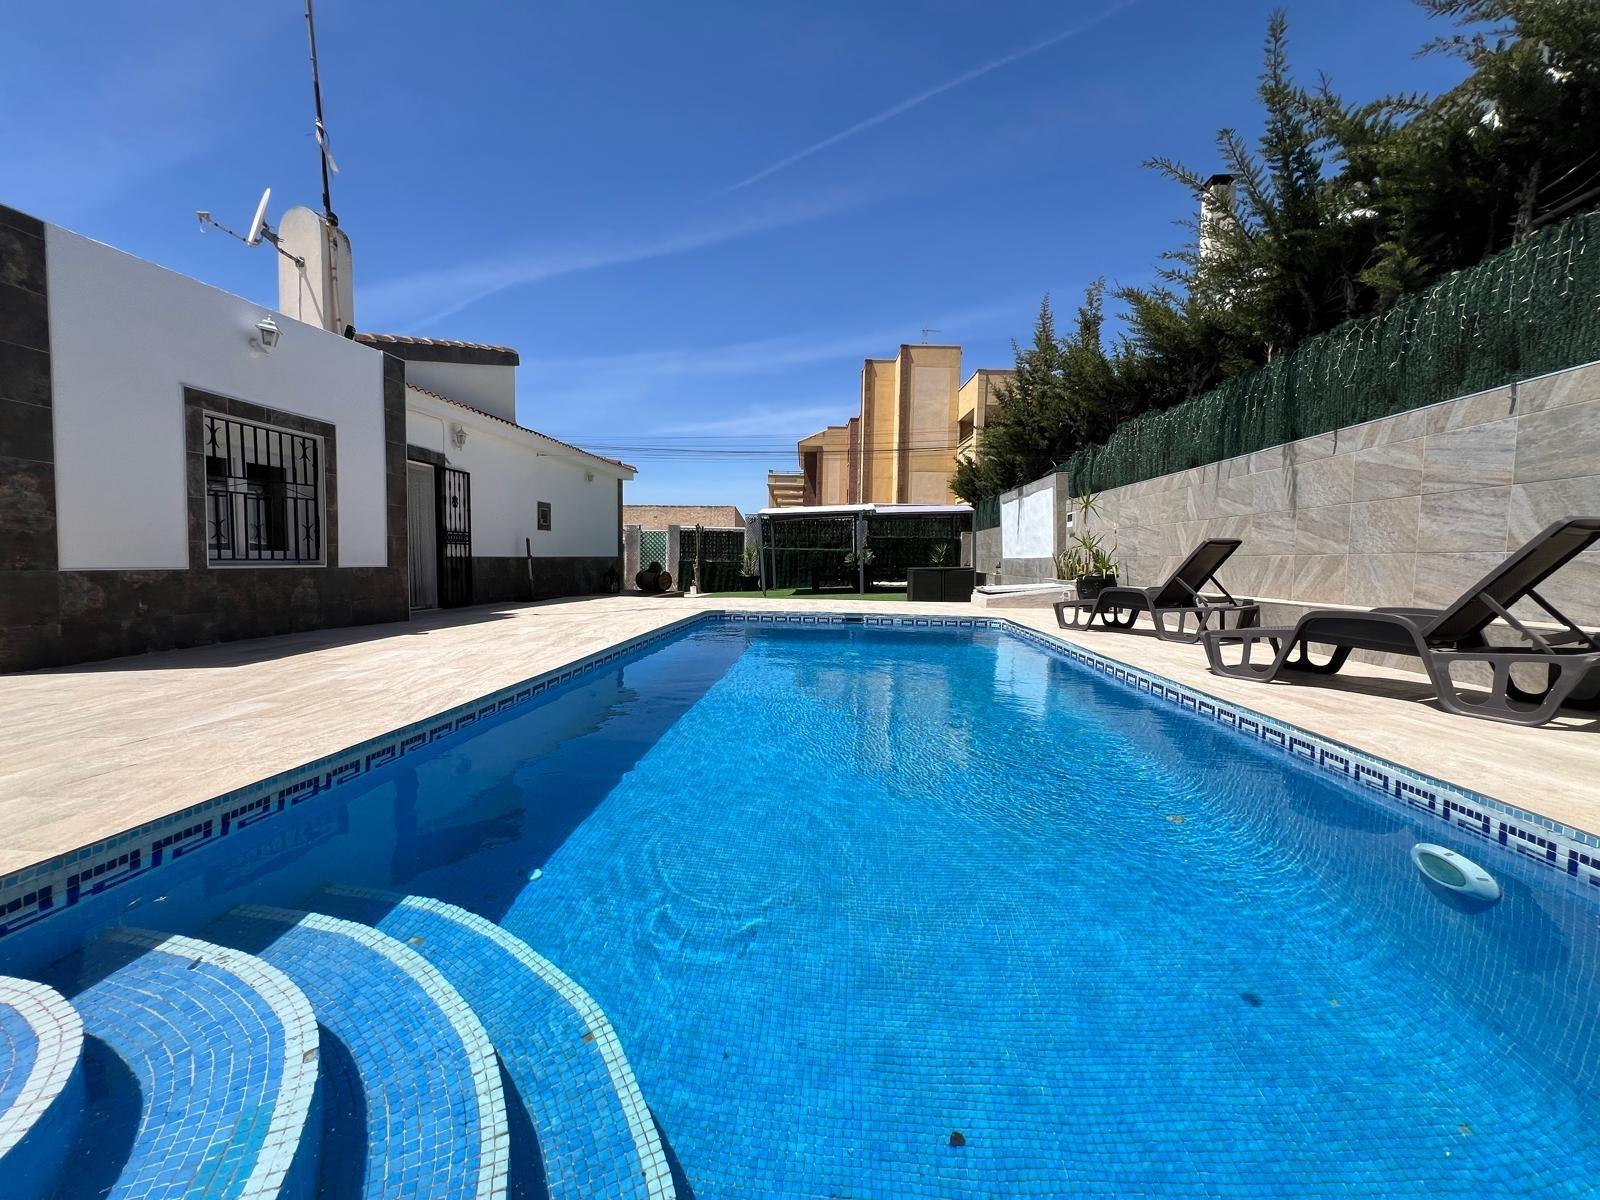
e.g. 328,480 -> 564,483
3,617 -> 1598,1197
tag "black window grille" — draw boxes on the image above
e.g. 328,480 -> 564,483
537,501 -> 552,531
203,413 -> 322,563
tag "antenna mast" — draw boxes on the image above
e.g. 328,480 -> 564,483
304,0 -> 337,226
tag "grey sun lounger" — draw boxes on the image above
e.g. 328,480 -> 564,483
1203,517 -> 1600,726
1054,538 -> 1261,644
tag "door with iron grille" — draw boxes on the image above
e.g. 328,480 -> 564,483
439,467 -> 473,607
406,462 -> 438,609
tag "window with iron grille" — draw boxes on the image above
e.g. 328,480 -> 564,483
537,501 -> 552,531
203,413 -> 323,563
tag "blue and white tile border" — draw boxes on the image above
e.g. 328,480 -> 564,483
2,609 -> 1596,943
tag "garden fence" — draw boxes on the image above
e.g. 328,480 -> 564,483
1048,207 -> 1600,496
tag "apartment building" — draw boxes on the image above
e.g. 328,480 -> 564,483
771,345 -> 1010,508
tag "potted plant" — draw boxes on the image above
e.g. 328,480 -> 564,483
1054,545 -> 1086,584
738,545 -> 761,589
843,545 -> 876,592
1074,538 -> 1120,600
1060,491 -> 1118,599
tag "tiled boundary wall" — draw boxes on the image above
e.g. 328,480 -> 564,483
982,359 -> 1600,628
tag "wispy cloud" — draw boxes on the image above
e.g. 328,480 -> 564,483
523,296 -> 1026,386
0,15 -> 276,226
528,295 -> 1033,440
360,189 -> 863,328
651,402 -> 846,438
725,2 -> 1134,192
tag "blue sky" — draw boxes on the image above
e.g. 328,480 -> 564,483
4,1 -> 1471,513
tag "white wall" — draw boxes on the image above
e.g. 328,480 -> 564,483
406,389 -> 624,558
1001,480 -> 1055,561
404,360 -> 517,423
47,226 -> 390,570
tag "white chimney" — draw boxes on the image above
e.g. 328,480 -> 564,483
276,206 -> 355,335
1197,173 -> 1236,266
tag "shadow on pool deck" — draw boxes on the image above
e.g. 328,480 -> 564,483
20,603 -> 529,674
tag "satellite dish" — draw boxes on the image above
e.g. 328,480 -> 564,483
194,185 -> 302,268
245,187 -> 271,246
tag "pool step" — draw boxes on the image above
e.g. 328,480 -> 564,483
314,887 -> 674,1200
46,930 -> 319,1200
0,977 -> 84,1200
208,905 -> 510,1200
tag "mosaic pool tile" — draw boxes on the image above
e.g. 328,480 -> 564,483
45,931 -> 314,1199
207,906 -> 508,1200
315,887 -> 671,1200
0,976 -> 83,1200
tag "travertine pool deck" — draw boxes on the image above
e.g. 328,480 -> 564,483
1,594 -> 1596,875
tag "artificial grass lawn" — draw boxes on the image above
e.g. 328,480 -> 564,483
705,588 -> 908,602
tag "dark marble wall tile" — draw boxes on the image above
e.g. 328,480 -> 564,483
0,459 -> 57,570
0,205 -> 45,239
0,341 -> 49,407
0,285 -> 48,352
0,223 -> 45,294
0,397 -> 52,463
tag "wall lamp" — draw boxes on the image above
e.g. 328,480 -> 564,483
253,315 -> 282,353
450,423 -> 468,450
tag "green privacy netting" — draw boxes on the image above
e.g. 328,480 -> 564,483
765,516 -> 855,591
677,527 -> 747,592
864,514 -> 969,584
1054,208 -> 1600,496
974,496 -> 1000,531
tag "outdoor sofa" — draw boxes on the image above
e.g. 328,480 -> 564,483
1202,518 -> 1600,727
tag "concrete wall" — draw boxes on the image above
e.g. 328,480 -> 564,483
901,350 -> 956,504
957,369 -> 1013,460
48,225 -> 390,570
862,357 -> 897,502
999,473 -> 1060,582
992,359 -> 1600,628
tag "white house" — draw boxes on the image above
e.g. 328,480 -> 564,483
274,205 -> 634,611
0,199 -> 632,672
363,334 -> 631,609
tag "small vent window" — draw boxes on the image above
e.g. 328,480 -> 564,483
203,413 -> 323,563
537,501 -> 552,531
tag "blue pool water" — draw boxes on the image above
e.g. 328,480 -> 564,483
6,622 -> 1600,1197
